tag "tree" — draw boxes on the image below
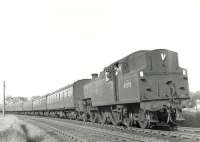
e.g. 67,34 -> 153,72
31,96 -> 41,100
5,96 -> 28,104
185,91 -> 200,109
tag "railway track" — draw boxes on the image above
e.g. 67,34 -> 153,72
16,115 -> 200,142
178,127 -> 200,134
43,117 -> 200,142
17,115 -> 145,142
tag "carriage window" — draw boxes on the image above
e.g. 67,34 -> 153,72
65,91 -> 66,98
69,87 -> 73,97
105,72 -> 109,81
53,95 -> 55,102
122,62 -> 129,74
66,91 -> 68,97
68,89 -> 72,97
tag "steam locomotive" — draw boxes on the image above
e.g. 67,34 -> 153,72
5,49 -> 190,129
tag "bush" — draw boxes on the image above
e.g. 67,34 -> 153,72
177,110 -> 200,127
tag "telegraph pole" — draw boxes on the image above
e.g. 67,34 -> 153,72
3,81 -> 5,117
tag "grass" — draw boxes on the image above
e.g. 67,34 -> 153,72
0,115 -> 57,142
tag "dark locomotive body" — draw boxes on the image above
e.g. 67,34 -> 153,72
5,49 -> 189,129
83,49 -> 189,128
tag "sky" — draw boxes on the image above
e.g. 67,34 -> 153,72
0,0 -> 200,102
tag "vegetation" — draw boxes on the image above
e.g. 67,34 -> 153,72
184,91 -> 200,109
177,91 -> 200,127
5,96 -> 28,104
4,96 -> 40,105
178,110 -> 200,127
0,115 -> 56,142
31,96 -> 41,100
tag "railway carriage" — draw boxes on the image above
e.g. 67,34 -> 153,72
47,85 -> 73,110
23,100 -> 33,112
16,102 -> 24,111
33,96 -> 47,111
45,79 -> 90,118
5,102 -> 23,112
32,96 -> 47,115
5,102 -> 15,112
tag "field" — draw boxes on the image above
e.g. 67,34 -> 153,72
0,115 -> 57,142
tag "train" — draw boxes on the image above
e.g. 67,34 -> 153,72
5,49 -> 190,129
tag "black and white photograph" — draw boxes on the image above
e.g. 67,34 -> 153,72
0,0 -> 200,142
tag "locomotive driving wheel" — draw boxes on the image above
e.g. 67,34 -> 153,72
90,112 -> 101,123
137,109 -> 150,129
111,111 -> 122,125
90,112 -> 96,123
123,117 -> 131,127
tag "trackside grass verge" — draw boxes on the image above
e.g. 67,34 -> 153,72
0,115 -> 57,142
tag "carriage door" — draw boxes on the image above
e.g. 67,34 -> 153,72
105,63 -> 120,103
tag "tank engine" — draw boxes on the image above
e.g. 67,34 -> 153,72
83,49 -> 189,129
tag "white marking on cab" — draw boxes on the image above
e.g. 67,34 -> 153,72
161,53 -> 166,61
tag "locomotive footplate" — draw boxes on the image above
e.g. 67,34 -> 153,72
151,122 -> 177,130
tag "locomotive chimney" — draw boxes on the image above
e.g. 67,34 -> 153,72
91,73 -> 98,80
